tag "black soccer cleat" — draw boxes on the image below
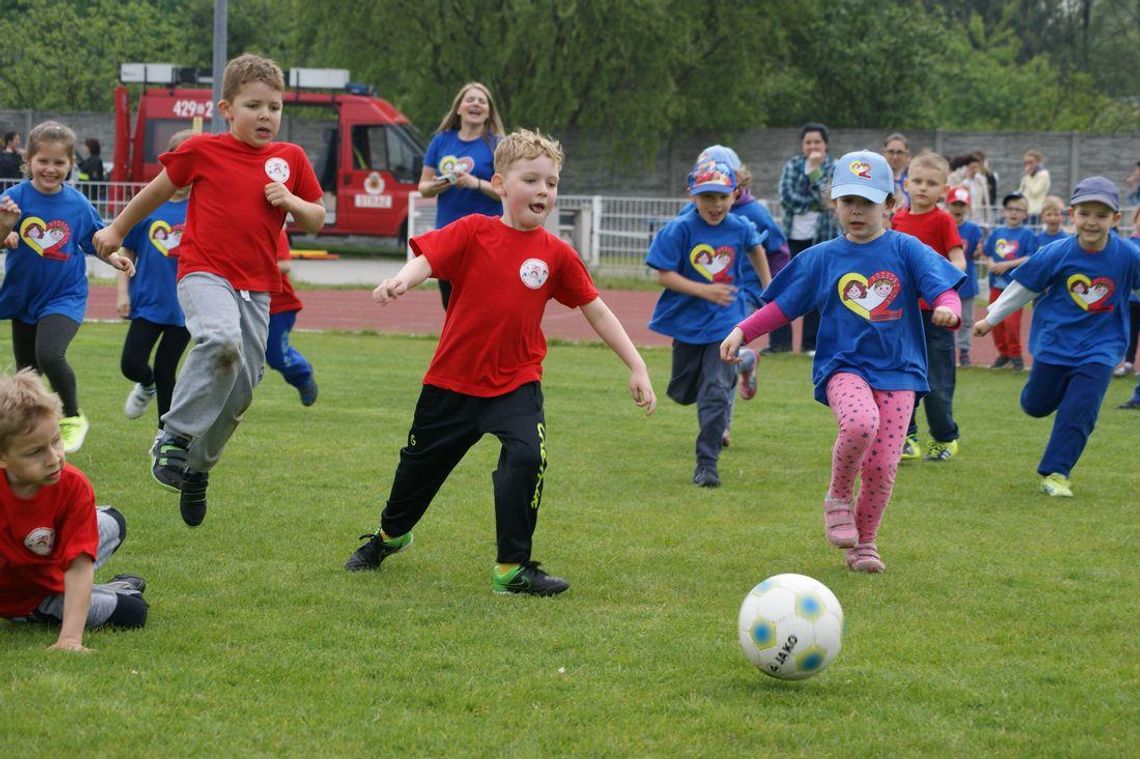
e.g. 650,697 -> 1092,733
493,561 -> 570,596
344,530 -> 413,571
180,470 -> 209,527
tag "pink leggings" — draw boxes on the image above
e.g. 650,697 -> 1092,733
825,373 -> 916,544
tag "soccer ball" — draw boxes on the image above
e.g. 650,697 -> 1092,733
738,573 -> 844,680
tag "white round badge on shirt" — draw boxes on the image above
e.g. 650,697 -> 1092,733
264,157 -> 291,183
24,527 -> 55,556
519,258 -> 549,289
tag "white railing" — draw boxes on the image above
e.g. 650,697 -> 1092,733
0,178 -> 150,223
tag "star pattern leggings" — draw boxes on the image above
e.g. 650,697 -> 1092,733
825,372 -> 916,544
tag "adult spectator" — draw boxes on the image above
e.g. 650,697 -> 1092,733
418,82 -> 505,310
769,122 -> 836,355
77,138 -> 104,182
1018,149 -> 1051,226
0,131 -> 22,180
949,152 -> 991,225
883,132 -> 911,212
1126,160 -> 1140,206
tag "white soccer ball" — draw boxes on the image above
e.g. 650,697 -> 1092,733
738,573 -> 844,680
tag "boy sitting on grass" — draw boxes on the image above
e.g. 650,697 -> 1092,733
0,369 -> 147,651
344,129 -> 656,596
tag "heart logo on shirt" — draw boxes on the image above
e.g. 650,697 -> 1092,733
148,220 -> 184,257
994,239 -> 1019,259
19,216 -> 71,261
837,270 -> 903,322
689,244 -> 735,282
1067,274 -> 1115,312
439,155 -> 475,176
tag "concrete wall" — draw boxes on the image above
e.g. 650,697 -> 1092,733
3,109 -> 1137,202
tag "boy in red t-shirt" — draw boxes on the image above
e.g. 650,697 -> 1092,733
94,54 -> 325,527
0,370 -> 147,651
344,129 -> 656,595
890,152 -> 966,463
266,230 -> 317,405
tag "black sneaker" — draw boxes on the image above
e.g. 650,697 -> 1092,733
152,432 -> 191,492
298,378 -> 318,407
105,574 -> 147,594
180,470 -> 209,527
693,467 -> 720,488
344,530 -> 413,571
492,561 -> 569,596
990,356 -> 1011,369
1011,358 -> 1025,371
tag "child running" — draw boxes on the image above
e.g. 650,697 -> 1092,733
0,369 -> 148,651
344,129 -> 655,596
983,192 -> 1038,370
116,130 -> 193,434
94,53 -> 325,527
974,177 -> 1140,496
720,150 -> 964,572
0,121 -> 134,453
265,230 -> 318,405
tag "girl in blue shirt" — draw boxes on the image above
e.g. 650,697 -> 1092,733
722,151 -> 964,573
0,121 -> 133,452
418,83 -> 505,310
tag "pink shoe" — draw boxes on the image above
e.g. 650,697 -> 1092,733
845,543 -> 886,573
738,348 -> 758,400
823,496 -> 857,548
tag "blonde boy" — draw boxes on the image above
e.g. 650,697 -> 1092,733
94,53 -> 325,528
1037,195 -> 1069,247
0,370 -> 147,650
345,129 -> 655,596
890,152 -> 965,462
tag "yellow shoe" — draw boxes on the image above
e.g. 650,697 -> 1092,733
924,439 -> 958,462
59,413 -> 90,453
899,435 -> 922,463
1040,473 -> 1073,498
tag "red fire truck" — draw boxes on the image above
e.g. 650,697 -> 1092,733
111,64 -> 425,242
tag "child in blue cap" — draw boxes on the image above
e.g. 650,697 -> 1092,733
975,176 -> 1140,497
646,158 -> 767,487
721,150 -> 964,572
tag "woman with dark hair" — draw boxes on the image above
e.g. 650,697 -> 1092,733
0,131 -> 23,180
768,123 -> 837,354
77,138 -> 104,182
418,82 -> 505,310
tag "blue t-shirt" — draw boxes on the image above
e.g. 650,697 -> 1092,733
1036,229 -> 1069,249
678,199 -> 777,302
646,212 -> 762,344
984,225 -> 1038,290
122,199 -> 188,327
0,181 -> 104,324
762,230 -> 966,405
1011,235 -> 1140,368
423,131 -> 502,227
957,220 -> 983,300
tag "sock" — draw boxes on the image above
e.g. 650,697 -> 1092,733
495,563 -> 520,577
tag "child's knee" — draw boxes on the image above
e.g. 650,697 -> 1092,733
1020,388 -> 1053,418
106,593 -> 148,629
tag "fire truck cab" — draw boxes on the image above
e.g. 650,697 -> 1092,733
112,64 -> 425,241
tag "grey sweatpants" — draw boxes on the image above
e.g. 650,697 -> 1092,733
163,273 -> 270,472
666,340 -> 736,470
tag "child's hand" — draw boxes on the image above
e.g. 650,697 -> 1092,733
4,231 -> 16,249
720,328 -> 745,363
104,251 -> 135,276
116,291 -> 131,318
48,638 -> 91,653
990,260 -> 1016,275
931,306 -> 958,327
704,283 -> 737,307
628,368 -> 656,416
0,195 -> 21,228
93,227 -> 123,258
264,182 -> 298,209
973,319 -> 994,337
372,277 -> 408,304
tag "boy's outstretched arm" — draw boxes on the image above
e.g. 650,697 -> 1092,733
974,281 -> 1036,336
94,171 -> 178,258
580,297 -> 656,415
50,555 -> 94,652
372,255 -> 433,304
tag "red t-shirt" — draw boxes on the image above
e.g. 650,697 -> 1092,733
891,207 -> 963,309
270,230 -> 303,315
0,464 -> 98,617
160,133 -> 322,293
410,214 -> 599,397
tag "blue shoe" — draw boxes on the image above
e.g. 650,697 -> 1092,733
298,378 -> 318,407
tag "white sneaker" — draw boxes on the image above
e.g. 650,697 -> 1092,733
124,383 -> 156,420
1113,361 -> 1134,378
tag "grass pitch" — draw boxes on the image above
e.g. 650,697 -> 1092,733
2,324 -> 1137,756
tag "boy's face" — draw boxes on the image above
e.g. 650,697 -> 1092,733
1070,202 -> 1120,249
496,155 -> 560,231
219,80 -> 283,148
1041,207 -> 1064,230
692,191 -> 734,226
903,165 -> 947,212
836,194 -> 889,243
0,415 -> 65,496
1003,200 -> 1028,227
948,201 -> 969,224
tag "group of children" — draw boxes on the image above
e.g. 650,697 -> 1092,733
3,51 -> 1139,650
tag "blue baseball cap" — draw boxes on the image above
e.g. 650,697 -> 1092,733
688,159 -> 737,195
830,150 -> 893,203
1070,176 -> 1119,211
697,144 -> 742,171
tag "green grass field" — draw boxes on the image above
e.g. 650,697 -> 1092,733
2,324 -> 1137,756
